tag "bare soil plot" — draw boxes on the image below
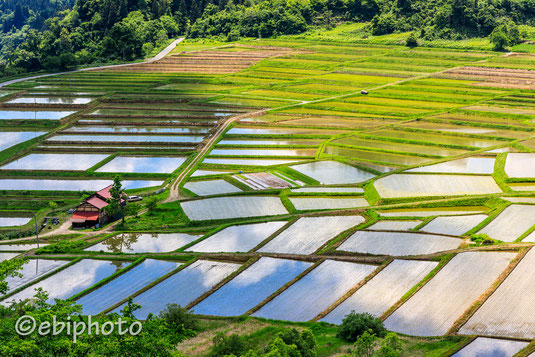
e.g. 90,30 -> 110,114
193,257 -> 312,316
384,251 -> 516,336
289,197 -> 368,211
459,248 -> 535,339
233,172 -> 293,190
504,153 -> 535,178
187,221 -> 287,253
181,196 -> 288,221
322,260 -> 438,324
479,204 -> 535,242
258,216 -> 364,255
253,260 -> 377,322
374,174 -> 502,198
99,48 -> 294,74
408,157 -> 496,174
420,214 -> 487,236
183,180 -> 242,196
337,231 -> 462,256
112,260 -> 241,319
451,337 -> 528,357
443,66 -> 535,89
291,161 -> 375,185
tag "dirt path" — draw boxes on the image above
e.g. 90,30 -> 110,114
0,38 -> 185,88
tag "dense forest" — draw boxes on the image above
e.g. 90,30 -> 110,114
1,0 -> 535,77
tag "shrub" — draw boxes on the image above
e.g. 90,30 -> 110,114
406,33 -> 418,47
209,333 -> 247,357
158,304 -> 199,332
278,328 -> 317,357
337,312 -> 386,342
34,240 -> 86,255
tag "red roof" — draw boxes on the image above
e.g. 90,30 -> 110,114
86,196 -> 109,209
71,211 -> 99,223
96,185 -> 113,200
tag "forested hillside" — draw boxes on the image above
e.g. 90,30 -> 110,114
2,0 -> 535,77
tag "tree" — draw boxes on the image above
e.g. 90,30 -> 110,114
351,330 -> 377,357
405,33 -> 418,47
0,258 -> 25,295
337,312 -> 386,342
489,25 -> 509,50
209,333 -> 248,357
106,175 -> 127,223
158,304 -> 199,332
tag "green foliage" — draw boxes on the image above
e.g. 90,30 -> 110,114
349,331 -> 402,357
336,312 -> 386,342
0,258 -> 25,295
34,240 -> 86,254
146,197 -> 158,214
158,303 -> 199,332
352,330 -> 377,357
405,33 -> 418,48
277,328 -> 317,357
470,233 -> 496,246
0,289 -> 192,356
490,21 -> 521,50
209,333 -> 248,357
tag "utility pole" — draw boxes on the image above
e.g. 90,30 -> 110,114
34,214 -> 39,248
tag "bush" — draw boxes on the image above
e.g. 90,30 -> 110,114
158,304 -> 199,332
337,312 -> 386,342
406,33 -> 418,47
209,333 -> 247,357
278,328 -> 317,357
34,240 -> 86,255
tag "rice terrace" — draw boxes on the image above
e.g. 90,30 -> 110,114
5,8 -> 535,356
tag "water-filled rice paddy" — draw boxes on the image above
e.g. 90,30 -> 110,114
77,259 -> 181,315
374,174 -> 502,198
290,187 -> 364,193
459,248 -> 535,339
408,157 -> 496,174
1,259 -> 130,304
385,252 -> 515,336
1,259 -> 69,297
0,178 -> 163,191
322,260 -> 438,324
203,158 -> 304,166
367,220 -> 422,230
0,217 -> 32,226
325,146 -> 433,166
0,243 -> 45,251
188,222 -> 287,253
183,180 -> 242,196
190,169 -> 234,177
420,214 -> 487,236
289,197 -> 368,211
366,129 -> 503,148
378,207 -> 487,217
253,260 -> 377,322
95,156 -> 186,174
291,161 -> 375,185
217,139 -> 323,146
0,110 -> 75,120
181,196 -> 288,221
451,337 -> 528,357
66,126 -> 210,134
0,253 -> 19,262
258,216 -> 364,255
338,231 -> 461,256
210,148 -> 317,157
113,260 -> 241,319
479,205 -> 535,242
6,97 -> 94,104
504,153 -> 535,178
86,233 -> 200,253
193,257 -> 312,316
49,135 -> 203,143
1,153 -> 109,171
0,132 -> 46,152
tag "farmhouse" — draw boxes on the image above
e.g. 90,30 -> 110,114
71,185 -> 114,228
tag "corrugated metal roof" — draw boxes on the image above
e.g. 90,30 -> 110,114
86,196 -> 109,209
71,211 -> 99,222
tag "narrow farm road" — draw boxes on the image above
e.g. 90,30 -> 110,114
0,37 -> 185,88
